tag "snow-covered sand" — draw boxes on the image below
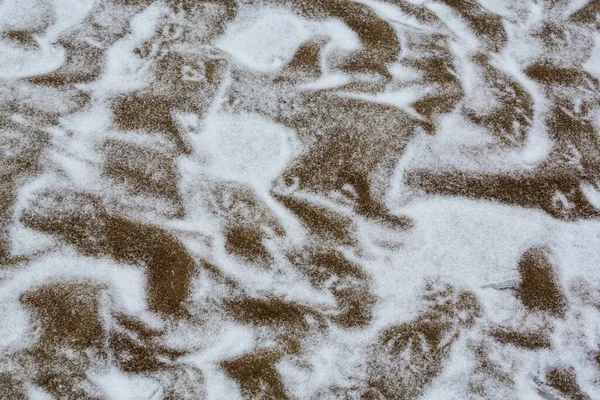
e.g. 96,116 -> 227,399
1,0 -> 600,398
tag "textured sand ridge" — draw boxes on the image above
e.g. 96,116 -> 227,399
1,0 -> 600,398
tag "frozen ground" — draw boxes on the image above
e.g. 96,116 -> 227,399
1,0 -> 600,399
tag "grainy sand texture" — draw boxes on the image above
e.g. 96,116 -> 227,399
1,0 -> 600,399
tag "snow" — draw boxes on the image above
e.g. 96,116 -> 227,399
2,0 -> 600,398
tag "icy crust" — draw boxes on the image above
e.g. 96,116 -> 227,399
1,0 -> 600,399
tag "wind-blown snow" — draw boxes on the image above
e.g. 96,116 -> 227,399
1,0 -> 600,399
